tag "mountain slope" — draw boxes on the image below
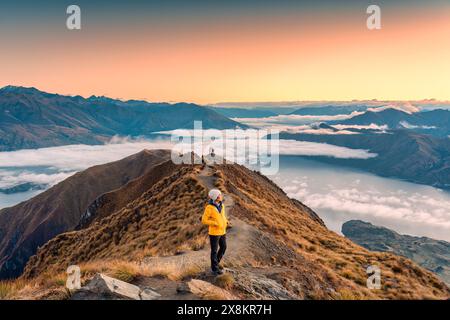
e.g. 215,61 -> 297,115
76,159 -> 180,229
342,220 -> 450,286
0,149 -> 172,279
0,86 -> 244,151
21,153 -> 449,299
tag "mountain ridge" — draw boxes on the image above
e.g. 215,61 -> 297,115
0,149 -> 172,279
0,86 -> 245,151
12,151 -> 449,300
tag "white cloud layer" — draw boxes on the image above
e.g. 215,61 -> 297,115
331,123 -> 389,131
0,139 -> 174,170
0,170 -> 76,189
234,112 -> 365,127
367,103 -> 420,114
273,166 -> 450,242
0,138 -> 375,171
399,121 -> 436,130
0,136 -> 375,194
278,140 -> 375,159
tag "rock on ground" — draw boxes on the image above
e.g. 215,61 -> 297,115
71,273 -> 161,300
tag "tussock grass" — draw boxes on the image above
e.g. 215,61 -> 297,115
214,274 -> 234,290
0,278 -> 29,300
333,288 -> 364,300
0,282 -> 15,300
77,259 -> 203,283
24,168 -> 209,279
14,161 -> 450,300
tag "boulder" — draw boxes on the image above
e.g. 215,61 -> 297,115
72,273 -> 161,300
227,269 -> 298,299
186,279 -> 237,300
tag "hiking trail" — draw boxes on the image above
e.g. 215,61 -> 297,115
142,165 -> 252,272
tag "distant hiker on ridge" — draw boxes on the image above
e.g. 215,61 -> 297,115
202,189 -> 228,275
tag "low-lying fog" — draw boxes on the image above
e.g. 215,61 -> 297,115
0,138 -> 449,242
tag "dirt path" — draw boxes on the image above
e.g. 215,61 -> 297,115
135,164 -> 300,300
142,164 -> 253,274
197,165 -> 236,211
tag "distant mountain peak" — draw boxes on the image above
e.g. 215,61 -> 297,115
373,107 -> 410,115
87,95 -> 121,103
0,87 -> 245,151
0,85 -> 42,94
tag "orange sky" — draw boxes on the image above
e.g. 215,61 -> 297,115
1,5 -> 449,104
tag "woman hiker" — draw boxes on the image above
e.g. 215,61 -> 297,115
201,189 -> 228,275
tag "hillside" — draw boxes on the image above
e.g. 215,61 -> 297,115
0,150 -> 171,279
15,152 -> 449,300
342,220 -> 450,286
278,130 -> 450,189
0,86 -> 244,151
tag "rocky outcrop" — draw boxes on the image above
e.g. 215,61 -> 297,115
71,274 -> 161,300
184,279 -> 237,300
227,269 -> 298,300
342,220 -> 450,286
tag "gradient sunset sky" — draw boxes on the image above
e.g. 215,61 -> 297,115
1,0 -> 449,104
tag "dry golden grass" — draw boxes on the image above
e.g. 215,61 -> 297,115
333,288 -> 366,300
0,280 -> 26,299
79,258 -> 204,283
16,160 -> 450,300
214,274 -> 235,290
5,256 -> 207,299
203,291 -> 231,300
23,166 -> 209,279
0,273 -> 68,300
216,163 -> 449,300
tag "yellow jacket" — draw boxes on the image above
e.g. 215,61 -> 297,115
202,202 -> 228,236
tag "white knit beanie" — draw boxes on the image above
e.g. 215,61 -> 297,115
208,189 -> 222,201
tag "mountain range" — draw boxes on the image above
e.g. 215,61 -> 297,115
207,107 -> 278,118
279,129 -> 450,189
342,220 -> 450,286
332,108 -> 450,137
0,86 -> 244,151
290,105 -> 369,116
0,150 -> 448,299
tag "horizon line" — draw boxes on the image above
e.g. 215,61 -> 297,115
1,84 -> 449,106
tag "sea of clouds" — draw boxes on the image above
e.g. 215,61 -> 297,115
234,103 -> 421,133
0,136 -> 448,242
274,166 -> 450,242
234,112 -> 365,127
0,135 -> 375,191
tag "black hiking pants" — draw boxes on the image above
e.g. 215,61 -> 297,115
209,234 -> 227,272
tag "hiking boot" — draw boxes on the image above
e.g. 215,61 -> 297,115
212,269 -> 223,276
